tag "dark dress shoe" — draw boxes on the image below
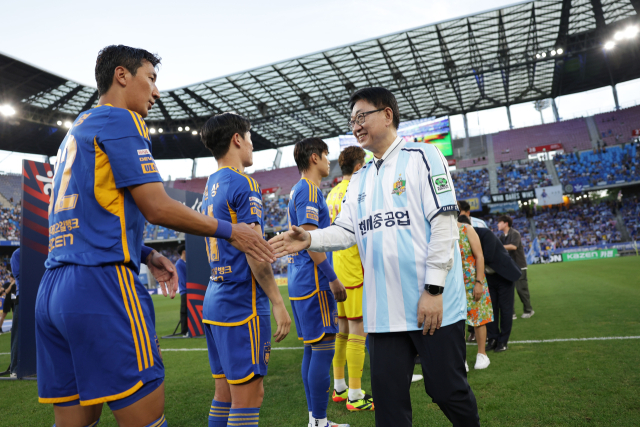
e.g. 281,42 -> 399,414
486,339 -> 497,351
467,333 -> 476,342
494,343 -> 508,352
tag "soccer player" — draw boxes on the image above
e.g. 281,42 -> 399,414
175,244 -> 188,336
199,112 -> 291,427
326,146 -> 374,411
271,87 -> 480,426
288,138 -> 349,427
36,45 -> 274,427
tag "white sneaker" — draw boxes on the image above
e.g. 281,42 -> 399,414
474,353 -> 490,370
327,421 -> 350,427
464,361 -> 469,372
521,310 -> 535,319
512,313 -> 517,320
411,374 -> 423,382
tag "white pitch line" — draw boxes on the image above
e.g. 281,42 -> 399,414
160,336 -> 640,352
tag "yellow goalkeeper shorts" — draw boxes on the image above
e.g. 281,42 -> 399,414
337,284 -> 363,320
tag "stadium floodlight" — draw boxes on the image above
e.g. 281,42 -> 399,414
191,130 -> 197,135
557,48 -> 564,55
541,52 -> 546,58
0,105 -> 16,117
625,26 -> 638,39
150,128 -> 156,134
536,53 -> 541,59
604,41 -> 615,50
185,126 -> 190,131
158,128 -> 163,133
57,120 -> 62,126
64,121 -> 72,128
550,50 -> 556,56
614,31 -> 624,41
178,126 -> 183,132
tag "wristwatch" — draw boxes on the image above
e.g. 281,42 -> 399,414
424,284 -> 444,296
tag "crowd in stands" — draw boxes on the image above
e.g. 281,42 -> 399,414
263,195 -> 289,228
496,161 -> 553,193
451,168 -> 490,199
0,255 -> 12,283
533,201 -> 622,251
594,105 -> 640,147
554,143 -> 640,188
0,205 -> 21,241
0,174 -> 21,206
620,196 -> 639,241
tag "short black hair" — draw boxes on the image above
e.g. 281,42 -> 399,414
177,244 -> 185,255
200,113 -> 251,160
95,45 -> 161,97
338,146 -> 366,175
458,200 -> 471,212
348,87 -> 400,129
458,214 -> 471,225
293,138 -> 328,173
498,215 -> 513,228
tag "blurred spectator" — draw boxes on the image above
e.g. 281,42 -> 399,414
554,145 -> 640,188
0,204 -> 21,241
451,168 -> 490,199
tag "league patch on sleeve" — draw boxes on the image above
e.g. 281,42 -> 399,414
137,149 -> 151,155
431,174 -> 451,194
142,162 -> 159,174
306,206 -> 319,221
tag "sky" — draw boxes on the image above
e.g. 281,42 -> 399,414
1,0 -> 639,178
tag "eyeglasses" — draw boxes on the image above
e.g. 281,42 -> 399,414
348,108 -> 385,130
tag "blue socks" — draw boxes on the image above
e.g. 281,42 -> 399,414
228,407 -> 260,426
143,414 -> 167,426
301,343 -> 313,412
308,339 -> 336,420
209,399 -> 231,426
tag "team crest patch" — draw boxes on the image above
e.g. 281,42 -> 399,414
392,174 -> 406,196
431,174 -> 451,194
333,311 -> 339,327
264,343 -> 271,365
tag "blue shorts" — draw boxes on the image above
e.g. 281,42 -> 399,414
204,315 -> 271,384
36,264 -> 164,407
290,290 -> 338,344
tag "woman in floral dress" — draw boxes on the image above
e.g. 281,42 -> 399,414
458,216 -> 494,370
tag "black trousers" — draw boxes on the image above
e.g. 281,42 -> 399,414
10,300 -> 19,374
180,293 -> 188,335
369,320 -> 480,427
486,274 -> 515,344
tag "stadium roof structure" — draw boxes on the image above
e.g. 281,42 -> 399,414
1,0 -> 640,159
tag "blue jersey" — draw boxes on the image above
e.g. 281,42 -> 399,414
45,105 -> 162,274
175,259 -> 187,295
201,167 -> 269,326
287,178 -> 332,299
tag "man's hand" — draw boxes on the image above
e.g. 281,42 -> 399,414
417,291 -> 443,335
229,223 -> 276,263
473,282 -> 483,302
268,225 -> 311,258
329,278 -> 347,302
271,302 -> 292,343
146,251 -> 179,299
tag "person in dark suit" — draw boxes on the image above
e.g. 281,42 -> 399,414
459,216 -> 521,353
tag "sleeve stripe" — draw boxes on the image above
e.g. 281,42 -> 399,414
401,148 -> 440,209
128,110 -> 144,138
335,223 -> 355,234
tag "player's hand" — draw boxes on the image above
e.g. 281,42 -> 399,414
417,291 -> 443,336
268,225 -> 311,258
229,223 -> 276,263
147,250 -> 179,299
473,282 -> 483,302
329,278 -> 347,302
272,302 -> 291,343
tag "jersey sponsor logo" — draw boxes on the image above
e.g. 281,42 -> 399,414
251,206 -> 263,218
74,113 -> 92,127
211,183 -> 219,198
357,192 -> 366,203
359,210 -> 411,235
141,162 -> 158,174
249,196 -> 262,205
264,343 -> 271,365
392,174 -> 406,196
431,174 -> 451,194
306,206 -> 319,214
306,206 -> 319,221
137,149 -> 151,155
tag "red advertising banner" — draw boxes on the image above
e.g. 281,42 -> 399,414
448,159 -> 456,166
632,129 -> 640,137
527,143 -> 563,154
262,187 -> 279,195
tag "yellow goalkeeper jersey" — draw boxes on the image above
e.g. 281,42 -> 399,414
326,179 -> 363,289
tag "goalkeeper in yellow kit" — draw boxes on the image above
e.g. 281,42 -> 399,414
326,146 -> 374,412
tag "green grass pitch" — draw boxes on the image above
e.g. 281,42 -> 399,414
1,256 -> 639,426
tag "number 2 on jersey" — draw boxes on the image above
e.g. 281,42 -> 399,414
48,135 -> 79,215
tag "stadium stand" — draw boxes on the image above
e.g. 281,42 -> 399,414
0,255 -> 12,283
620,196 -> 639,241
250,166 -> 301,195
496,161 -> 553,193
483,211 -> 532,251
0,205 -> 21,241
171,177 -> 207,194
456,158 -> 488,168
593,105 -> 640,147
0,174 -> 22,205
554,143 -> 640,188
493,118 -> 591,162
262,195 -> 289,228
451,168 -> 490,199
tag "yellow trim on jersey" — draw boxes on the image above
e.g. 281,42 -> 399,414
94,139 -> 130,263
218,166 -> 259,193
212,373 -> 226,379
116,265 -> 143,371
149,414 -> 166,427
38,393 -> 80,404
134,112 -> 149,139
303,333 -> 326,344
227,372 -> 255,384
124,266 -> 154,369
121,265 -> 149,369
227,201 -> 238,224
203,275 -> 257,326
79,380 -> 144,406
303,178 -> 318,203
128,110 -> 144,138
288,265 -> 321,300
248,318 -> 256,364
